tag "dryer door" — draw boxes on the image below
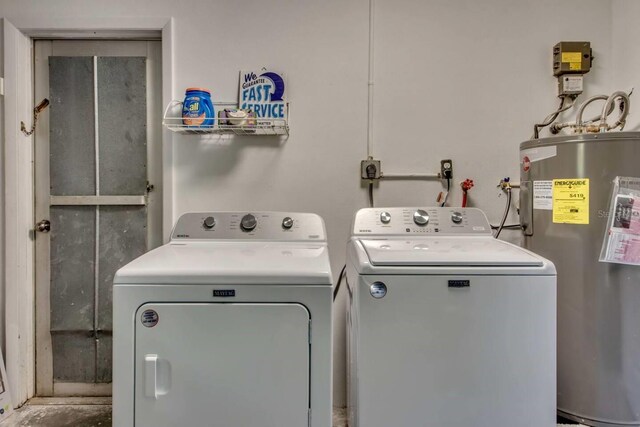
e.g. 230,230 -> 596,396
134,303 -> 310,427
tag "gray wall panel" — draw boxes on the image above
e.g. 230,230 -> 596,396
96,335 -> 112,383
50,206 -> 95,331
52,332 -> 96,383
97,57 -> 147,195
49,57 -> 96,196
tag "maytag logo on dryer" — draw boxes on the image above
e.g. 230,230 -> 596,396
448,280 -> 471,288
213,289 -> 236,297
359,229 -> 372,233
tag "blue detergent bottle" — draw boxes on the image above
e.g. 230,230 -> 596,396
182,88 -> 215,128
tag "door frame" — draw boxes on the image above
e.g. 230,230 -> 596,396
3,18 -> 175,407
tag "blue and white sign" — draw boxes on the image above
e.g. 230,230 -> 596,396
239,69 -> 287,123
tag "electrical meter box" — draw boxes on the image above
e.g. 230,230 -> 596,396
553,41 -> 592,76
558,75 -> 584,96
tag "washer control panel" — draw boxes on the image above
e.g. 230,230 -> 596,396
352,207 -> 492,236
172,212 -> 326,241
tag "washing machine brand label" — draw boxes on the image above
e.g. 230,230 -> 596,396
553,178 -> 590,224
448,280 -> 470,288
213,289 -> 236,297
141,309 -> 159,327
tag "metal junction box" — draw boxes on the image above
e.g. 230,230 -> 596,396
553,41 -> 592,76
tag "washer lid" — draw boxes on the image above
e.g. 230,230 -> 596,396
360,237 -> 544,267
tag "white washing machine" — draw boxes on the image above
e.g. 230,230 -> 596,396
347,207 -> 556,427
113,212 -> 333,427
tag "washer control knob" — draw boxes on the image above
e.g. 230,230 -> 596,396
203,216 -> 216,229
380,211 -> 391,224
282,217 -> 294,229
451,211 -> 463,224
413,209 -> 430,226
240,214 -> 257,232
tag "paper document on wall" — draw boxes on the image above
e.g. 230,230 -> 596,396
600,177 -> 640,266
0,346 -> 13,421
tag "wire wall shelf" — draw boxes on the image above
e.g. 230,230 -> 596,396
163,101 -> 289,136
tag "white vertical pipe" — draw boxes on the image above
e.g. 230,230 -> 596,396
366,0 -> 375,157
93,56 -> 100,364
94,56 -> 100,197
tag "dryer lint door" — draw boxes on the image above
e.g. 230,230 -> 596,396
134,303 -> 310,427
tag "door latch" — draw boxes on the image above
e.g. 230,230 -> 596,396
35,219 -> 51,233
21,98 -> 50,136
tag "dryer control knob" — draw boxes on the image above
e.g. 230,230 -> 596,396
203,216 -> 216,229
380,211 -> 391,224
413,209 -> 429,226
282,217 -> 294,229
451,211 -> 463,224
240,214 -> 257,232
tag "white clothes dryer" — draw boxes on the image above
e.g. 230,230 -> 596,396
346,207 -> 556,427
113,212 -> 333,427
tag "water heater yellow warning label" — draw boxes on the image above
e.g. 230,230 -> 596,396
561,52 -> 582,63
553,179 -> 589,224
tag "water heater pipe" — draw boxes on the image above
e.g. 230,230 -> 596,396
533,96 -> 575,138
575,95 -> 610,129
552,91 -> 629,133
494,187 -> 512,239
380,173 -> 440,180
599,91 -> 630,131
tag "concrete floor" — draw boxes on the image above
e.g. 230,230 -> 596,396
2,401 -> 337,427
0,398 -> 111,427
0,402 -> 583,426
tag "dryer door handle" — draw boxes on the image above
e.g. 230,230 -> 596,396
145,354 -> 159,399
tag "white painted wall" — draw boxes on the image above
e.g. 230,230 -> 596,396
1,0 -> 638,406
612,0 -> 640,131
372,0 -> 612,216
